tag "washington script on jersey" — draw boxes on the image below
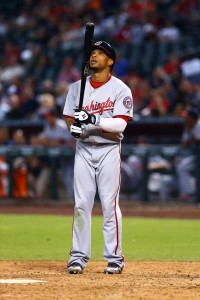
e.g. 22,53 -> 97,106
77,98 -> 114,114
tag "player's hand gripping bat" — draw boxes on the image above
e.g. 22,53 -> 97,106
79,22 -> 95,109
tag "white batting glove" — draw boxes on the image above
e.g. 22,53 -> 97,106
70,122 -> 83,138
74,109 -> 96,125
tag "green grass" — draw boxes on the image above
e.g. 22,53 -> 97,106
0,214 -> 200,261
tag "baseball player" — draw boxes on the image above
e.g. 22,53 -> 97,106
63,41 -> 133,274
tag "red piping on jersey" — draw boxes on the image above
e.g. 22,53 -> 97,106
63,114 -> 74,119
114,115 -> 131,122
114,144 -> 121,255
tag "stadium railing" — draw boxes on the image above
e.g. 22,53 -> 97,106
0,144 -> 199,203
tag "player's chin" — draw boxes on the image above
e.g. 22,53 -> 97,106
89,65 -> 98,71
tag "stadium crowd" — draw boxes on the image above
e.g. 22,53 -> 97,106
0,0 -> 200,201
0,0 -> 200,120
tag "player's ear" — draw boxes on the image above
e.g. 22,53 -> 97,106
107,58 -> 114,68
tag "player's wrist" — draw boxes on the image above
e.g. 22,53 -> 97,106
94,115 -> 101,126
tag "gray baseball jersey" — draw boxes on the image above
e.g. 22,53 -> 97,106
63,75 -> 133,269
63,75 -> 133,143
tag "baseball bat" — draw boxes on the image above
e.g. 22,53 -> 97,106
79,22 -> 95,109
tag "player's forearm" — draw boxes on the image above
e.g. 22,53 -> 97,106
66,117 -> 75,131
95,116 -> 127,133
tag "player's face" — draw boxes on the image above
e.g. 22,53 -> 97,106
89,49 -> 113,71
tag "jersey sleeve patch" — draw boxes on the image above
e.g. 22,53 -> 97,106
123,96 -> 133,109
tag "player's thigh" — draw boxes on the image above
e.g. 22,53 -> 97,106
74,151 -> 96,191
96,145 -> 121,191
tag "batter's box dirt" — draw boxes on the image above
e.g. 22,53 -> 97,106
0,261 -> 200,300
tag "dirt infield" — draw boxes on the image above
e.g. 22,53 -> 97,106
1,199 -> 200,219
0,200 -> 200,299
0,261 -> 200,300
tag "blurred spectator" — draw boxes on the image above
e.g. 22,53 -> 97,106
100,10 -> 127,38
35,108 -> 75,200
164,52 -> 181,76
0,85 -> 10,120
175,78 -> 196,111
180,51 -> 200,84
33,55 -> 54,85
113,18 -> 135,44
173,0 -> 197,19
158,19 -> 180,43
121,136 -> 176,201
11,129 -> 29,199
3,40 -> 21,65
12,157 -> 29,199
34,79 -> 56,119
20,84 -> 38,119
123,65 -> 142,98
55,81 -> 69,117
39,79 -> 55,95
133,79 -> 152,116
5,94 -> 25,120
36,93 -> 56,119
0,156 -> 8,198
124,0 -> 156,22
26,134 -> 46,199
26,154 -> 42,199
193,82 -> 200,109
0,15 -> 8,36
148,87 -> 170,117
0,55 -> 25,84
12,129 -> 27,146
175,107 -> 200,200
164,53 -> 182,111
0,127 -> 11,198
0,98 -> 10,120
0,127 -> 11,145
60,20 -> 84,50
113,51 -> 129,78
150,66 -> 171,89
142,8 -> 158,42
57,57 -> 81,84
123,65 -> 142,91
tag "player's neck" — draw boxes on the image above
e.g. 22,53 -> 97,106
90,74 -> 111,89
91,70 -> 111,83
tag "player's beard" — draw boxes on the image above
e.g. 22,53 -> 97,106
89,65 -> 98,72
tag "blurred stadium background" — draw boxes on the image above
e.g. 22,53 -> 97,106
0,0 -> 200,204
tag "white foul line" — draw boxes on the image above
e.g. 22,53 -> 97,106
0,279 -> 46,284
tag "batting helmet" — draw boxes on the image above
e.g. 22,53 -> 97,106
91,41 -> 116,70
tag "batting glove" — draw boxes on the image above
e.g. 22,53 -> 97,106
70,122 -> 83,138
74,109 -> 96,125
